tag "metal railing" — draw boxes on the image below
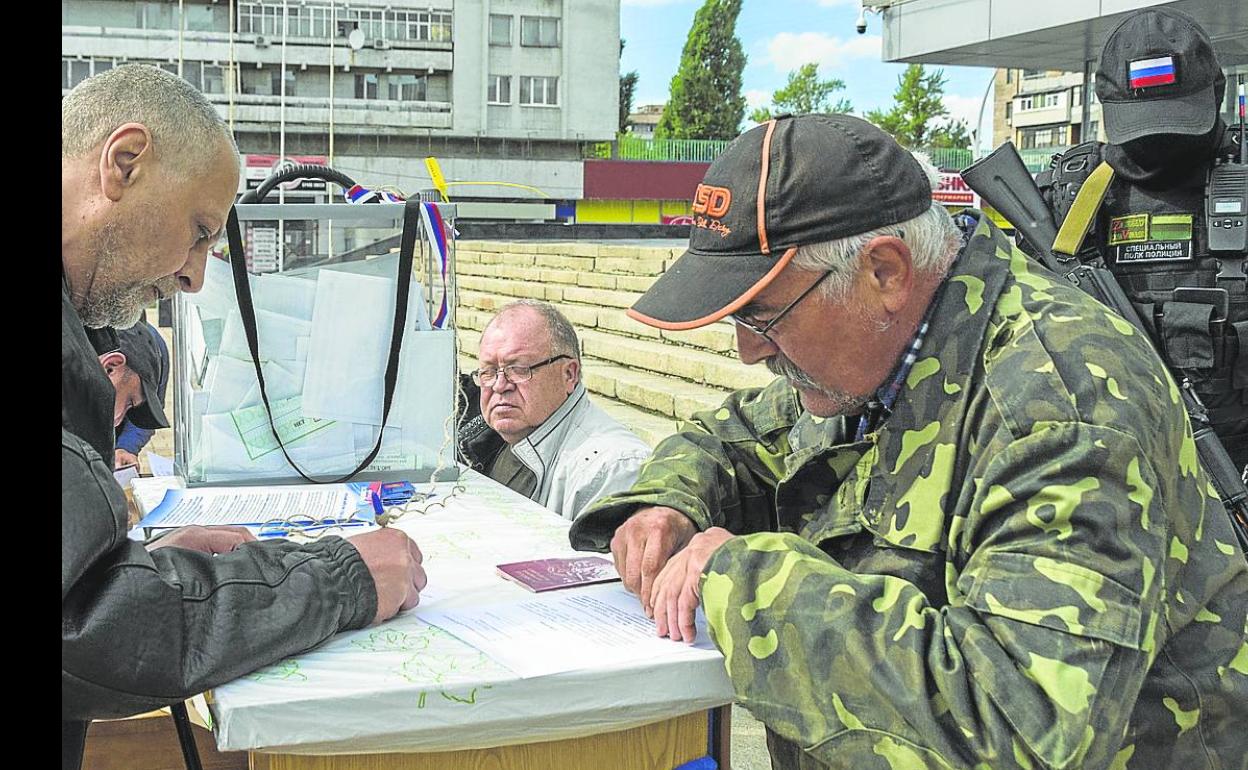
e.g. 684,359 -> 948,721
585,134 -> 732,163
587,133 -> 1068,176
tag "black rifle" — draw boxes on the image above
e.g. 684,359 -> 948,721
962,141 -> 1248,557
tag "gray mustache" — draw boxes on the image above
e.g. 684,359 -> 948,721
766,353 -> 821,389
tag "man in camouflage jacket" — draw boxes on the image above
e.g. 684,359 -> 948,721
569,114 -> 1247,769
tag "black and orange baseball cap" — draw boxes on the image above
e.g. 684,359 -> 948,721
628,114 -> 931,330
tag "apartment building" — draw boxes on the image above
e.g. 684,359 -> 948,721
62,0 -> 620,204
992,68 -> 1105,155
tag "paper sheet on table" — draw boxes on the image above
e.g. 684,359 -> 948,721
419,584 -> 719,679
146,452 -> 175,477
113,464 -> 139,488
302,271 -> 432,427
137,484 -> 358,528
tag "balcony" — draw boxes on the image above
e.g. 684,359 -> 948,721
211,93 -> 452,132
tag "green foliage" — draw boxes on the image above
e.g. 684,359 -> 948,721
619,39 -> 639,135
929,119 -> 972,150
865,64 -> 967,149
749,63 -> 853,123
619,71 -> 639,134
655,0 -> 747,141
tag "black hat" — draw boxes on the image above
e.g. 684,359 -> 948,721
628,114 -> 931,330
115,321 -> 170,430
1095,7 -> 1225,144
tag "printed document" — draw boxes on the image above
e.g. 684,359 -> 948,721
419,584 -> 720,678
138,484 -> 358,528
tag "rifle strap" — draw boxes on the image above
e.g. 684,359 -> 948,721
1053,161 -> 1115,257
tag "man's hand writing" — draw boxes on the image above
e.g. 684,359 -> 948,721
349,528 -> 427,625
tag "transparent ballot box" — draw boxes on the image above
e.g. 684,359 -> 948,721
173,202 -> 459,486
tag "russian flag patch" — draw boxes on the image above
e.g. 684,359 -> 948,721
1129,56 -> 1177,89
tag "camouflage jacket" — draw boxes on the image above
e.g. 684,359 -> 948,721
571,219 -> 1248,770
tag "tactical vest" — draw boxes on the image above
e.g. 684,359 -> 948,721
1037,137 -> 1247,467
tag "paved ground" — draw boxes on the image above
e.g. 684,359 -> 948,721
731,705 -> 772,769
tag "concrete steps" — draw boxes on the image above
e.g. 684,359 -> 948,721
454,239 -> 774,447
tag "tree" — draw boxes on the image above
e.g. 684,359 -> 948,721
865,64 -> 963,149
655,0 -> 747,141
929,119 -> 972,150
619,71 -> 639,134
749,63 -> 853,124
619,39 -> 639,134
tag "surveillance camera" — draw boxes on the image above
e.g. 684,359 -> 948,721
856,8 -> 868,34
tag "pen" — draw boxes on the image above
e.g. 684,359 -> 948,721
371,491 -> 391,527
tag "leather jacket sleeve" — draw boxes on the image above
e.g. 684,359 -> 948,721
61,429 -> 378,720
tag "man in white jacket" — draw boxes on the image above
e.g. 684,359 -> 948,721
472,300 -> 651,520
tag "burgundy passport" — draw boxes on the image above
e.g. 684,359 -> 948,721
495,556 -> 621,592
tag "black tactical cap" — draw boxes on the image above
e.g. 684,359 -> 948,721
115,321 -> 170,430
628,114 -> 931,330
1096,7 -> 1225,144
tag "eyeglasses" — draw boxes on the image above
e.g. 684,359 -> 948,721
472,354 -> 571,387
731,271 -> 832,343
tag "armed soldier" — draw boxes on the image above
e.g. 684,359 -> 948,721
1032,8 -> 1246,469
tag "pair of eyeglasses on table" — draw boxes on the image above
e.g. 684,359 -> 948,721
262,480 -> 470,537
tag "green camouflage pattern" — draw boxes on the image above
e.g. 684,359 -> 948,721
570,218 -> 1248,769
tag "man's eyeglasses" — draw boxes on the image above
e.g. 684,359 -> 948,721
731,271 -> 832,343
472,354 -> 571,387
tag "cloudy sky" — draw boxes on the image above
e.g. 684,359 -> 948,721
621,0 -> 996,142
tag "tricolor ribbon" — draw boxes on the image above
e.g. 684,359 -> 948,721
419,202 -> 451,328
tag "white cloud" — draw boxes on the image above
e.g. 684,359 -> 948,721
761,32 -> 882,73
942,93 -> 982,130
745,89 -> 772,109
621,0 -> 690,6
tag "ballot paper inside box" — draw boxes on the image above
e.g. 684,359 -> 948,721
172,202 -> 460,487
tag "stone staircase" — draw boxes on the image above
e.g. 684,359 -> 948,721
453,240 -> 776,446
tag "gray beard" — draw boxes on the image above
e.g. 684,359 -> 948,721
76,223 -> 173,329
766,352 -> 870,417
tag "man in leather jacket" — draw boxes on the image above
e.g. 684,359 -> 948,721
62,64 -> 427,769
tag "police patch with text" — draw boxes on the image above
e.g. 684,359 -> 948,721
1109,212 -> 1194,263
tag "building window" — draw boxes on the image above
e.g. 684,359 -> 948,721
1015,92 -> 1062,112
401,10 -> 452,42
181,61 -> 204,91
203,64 -> 226,94
63,59 -> 95,90
1005,101 -> 1012,121
237,4 -> 285,36
272,68 -> 296,97
388,74 -> 428,102
488,75 -> 511,104
520,16 -> 559,48
136,2 -> 176,29
1020,124 -> 1067,149
489,14 -> 512,46
519,76 -> 558,106
355,73 -> 379,100
1022,69 -> 1047,80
